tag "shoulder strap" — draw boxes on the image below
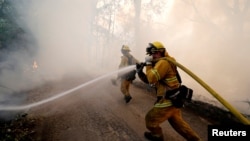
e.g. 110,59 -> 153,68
176,69 -> 182,84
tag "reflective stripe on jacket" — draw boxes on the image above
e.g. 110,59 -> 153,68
146,58 -> 180,96
154,99 -> 173,108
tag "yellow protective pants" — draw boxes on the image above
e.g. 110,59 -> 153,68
145,106 -> 201,141
120,78 -> 132,97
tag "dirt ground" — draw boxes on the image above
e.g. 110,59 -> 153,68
22,75 -> 214,141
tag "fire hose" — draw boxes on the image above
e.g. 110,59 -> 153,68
164,57 -> 250,125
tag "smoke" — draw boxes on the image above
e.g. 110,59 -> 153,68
163,0 -> 250,114
0,0 -> 249,116
0,0 -> 109,118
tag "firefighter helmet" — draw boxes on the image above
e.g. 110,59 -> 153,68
146,41 -> 165,55
121,45 -> 131,54
122,45 -> 130,51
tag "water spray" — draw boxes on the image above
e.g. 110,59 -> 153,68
2,59 -> 249,124
164,57 -> 250,125
0,66 -> 136,111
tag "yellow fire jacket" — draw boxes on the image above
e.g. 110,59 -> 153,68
139,56 -> 180,97
119,54 -> 139,68
118,54 -> 139,79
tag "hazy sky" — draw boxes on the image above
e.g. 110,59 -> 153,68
1,0 -> 250,114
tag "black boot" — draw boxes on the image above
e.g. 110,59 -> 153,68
124,95 -> 132,103
144,132 -> 163,141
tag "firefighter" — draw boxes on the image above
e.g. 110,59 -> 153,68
114,45 -> 139,103
136,41 -> 201,141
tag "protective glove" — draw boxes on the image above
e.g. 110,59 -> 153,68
145,56 -> 153,65
136,62 -> 145,73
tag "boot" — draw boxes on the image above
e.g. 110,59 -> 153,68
124,95 -> 132,103
144,132 -> 163,141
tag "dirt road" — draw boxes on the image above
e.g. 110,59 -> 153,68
28,75 -> 211,141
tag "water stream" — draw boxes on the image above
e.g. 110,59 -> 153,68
0,66 -> 136,111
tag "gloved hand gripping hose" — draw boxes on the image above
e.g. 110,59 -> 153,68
136,62 -> 145,73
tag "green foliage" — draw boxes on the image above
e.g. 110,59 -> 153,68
0,0 -> 24,50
